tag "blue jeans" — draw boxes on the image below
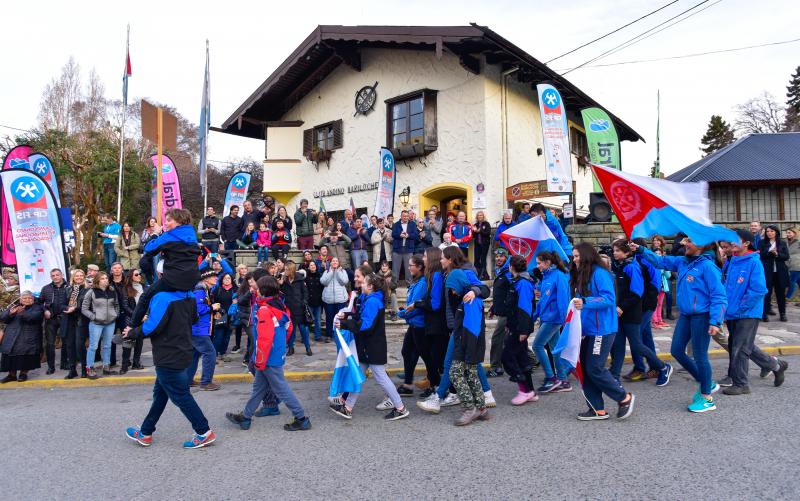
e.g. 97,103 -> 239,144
87,322 -> 115,367
533,322 -> 567,380
103,243 -> 117,271
787,271 -> 800,299
671,313 -> 713,394
203,241 -> 219,254
610,321 -> 664,380
633,310 -> 657,371
580,334 -> 627,411
437,334 -> 489,400
212,324 -> 232,355
244,366 -> 305,419
141,366 -> 210,436
350,249 -> 368,268
289,320 -> 310,349
311,305 -> 322,340
257,246 -> 270,263
187,336 -> 217,385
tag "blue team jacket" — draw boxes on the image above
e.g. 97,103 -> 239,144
533,266 -> 570,324
574,265 -> 617,336
398,276 -> 427,328
724,252 -> 768,320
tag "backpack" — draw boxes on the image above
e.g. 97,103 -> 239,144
228,295 -> 241,326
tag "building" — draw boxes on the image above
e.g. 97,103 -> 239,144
220,24 -> 642,222
667,133 -> 800,223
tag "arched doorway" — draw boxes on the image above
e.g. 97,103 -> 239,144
419,182 -> 472,220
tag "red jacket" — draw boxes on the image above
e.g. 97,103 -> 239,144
253,296 -> 293,370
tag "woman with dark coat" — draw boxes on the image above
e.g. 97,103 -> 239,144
0,291 -> 44,383
472,211 -> 492,280
759,225 -> 790,322
61,269 -> 90,379
281,261 -> 311,356
305,261 -> 324,342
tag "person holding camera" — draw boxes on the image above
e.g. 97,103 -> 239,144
98,214 -> 121,272
198,206 -> 221,254
294,199 -> 316,251
188,270 -> 222,391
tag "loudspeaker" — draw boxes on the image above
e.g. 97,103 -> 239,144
589,192 -> 613,222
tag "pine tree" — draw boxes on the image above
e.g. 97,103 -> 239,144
700,115 -> 735,156
784,65 -> 800,132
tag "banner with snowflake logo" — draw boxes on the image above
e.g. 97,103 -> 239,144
223,172 -> 252,217
536,84 -> 573,193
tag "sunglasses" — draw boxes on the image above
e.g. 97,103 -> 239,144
133,273 -> 141,277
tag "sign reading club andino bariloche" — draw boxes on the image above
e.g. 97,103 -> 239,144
313,182 -> 378,198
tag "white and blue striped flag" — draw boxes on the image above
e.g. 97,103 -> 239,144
198,40 -> 210,200
329,327 -> 366,397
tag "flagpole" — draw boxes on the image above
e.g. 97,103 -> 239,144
116,23 -> 129,222
654,89 -> 661,178
202,39 -> 209,212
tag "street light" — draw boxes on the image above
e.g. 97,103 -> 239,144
399,186 -> 410,207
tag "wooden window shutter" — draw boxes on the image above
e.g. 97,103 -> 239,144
423,90 -> 438,149
303,128 -> 313,157
332,119 -> 343,149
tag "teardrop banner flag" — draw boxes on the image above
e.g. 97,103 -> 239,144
1,144 -> 34,265
1,169 -> 67,295
581,107 -> 620,192
223,172 -> 251,217
536,84 -> 573,193
150,154 -> 183,222
28,153 -> 62,206
373,148 -> 396,219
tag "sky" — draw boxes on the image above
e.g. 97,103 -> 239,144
1,0 -> 798,177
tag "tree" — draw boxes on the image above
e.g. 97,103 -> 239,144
733,92 -> 785,135
784,65 -> 800,132
700,115 -> 735,156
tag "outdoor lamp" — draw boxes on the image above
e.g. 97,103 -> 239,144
399,186 -> 411,207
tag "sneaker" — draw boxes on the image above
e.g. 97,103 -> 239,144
131,363 -> 145,370
710,381 -> 720,394
200,382 -> 221,391
284,417 -> 312,431
722,385 -> 751,396
183,430 -> 216,449
551,380 -> 573,392
476,407 -> 490,421
537,377 -> 559,393
375,396 -> 394,411
231,347 -> 241,354
1,374 -> 17,384
774,360 -> 789,387
441,392 -> 461,407
483,390 -> 497,408
688,396 -> 716,413
86,367 -> 99,380
622,369 -> 646,382
760,366 -> 772,378
418,387 -> 435,400
225,412 -> 252,430
102,366 -> 118,376
617,394 -> 635,419
17,373 -> 27,382
329,403 -> 352,420
414,377 -> 431,390
397,385 -> 414,396
416,394 -> 441,414
577,409 -> 609,421
125,427 -> 152,447
655,364 -> 673,387
384,407 -> 410,421
486,368 -> 504,378
454,408 -> 479,426
254,406 -> 280,417
511,390 -> 538,406
328,395 -> 344,406
718,376 -> 733,387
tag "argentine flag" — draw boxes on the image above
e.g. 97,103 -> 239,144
329,327 -> 366,397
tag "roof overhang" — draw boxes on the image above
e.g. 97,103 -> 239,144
221,24 -> 644,143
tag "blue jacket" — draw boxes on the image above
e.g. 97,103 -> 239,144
347,226 -> 369,251
533,266 -> 569,324
103,222 -> 121,245
199,256 -> 234,282
449,222 -> 472,249
517,213 -> 532,224
191,283 -> 213,337
639,247 -> 727,326
507,273 -> 535,336
544,210 -> 573,256
143,225 -> 201,291
723,252 -> 768,320
391,220 -> 419,253
398,276 -> 427,328
574,265 -> 617,336
253,296 -> 293,369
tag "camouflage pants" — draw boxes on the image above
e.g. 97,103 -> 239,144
449,360 -> 485,409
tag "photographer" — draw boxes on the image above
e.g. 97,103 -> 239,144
198,206 -> 221,254
98,214 -> 121,272
294,199 -> 317,252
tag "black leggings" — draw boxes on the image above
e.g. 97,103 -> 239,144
764,273 -> 787,316
502,332 -> 534,390
402,326 -> 421,385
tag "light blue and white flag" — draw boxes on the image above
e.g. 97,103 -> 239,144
198,40 -> 210,199
329,327 -> 366,397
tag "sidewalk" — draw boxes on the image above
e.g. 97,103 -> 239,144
3,302 -> 799,388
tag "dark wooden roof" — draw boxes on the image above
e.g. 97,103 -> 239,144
220,24 -> 644,143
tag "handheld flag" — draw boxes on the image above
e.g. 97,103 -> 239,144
329,327 -> 366,396
319,197 -> 326,213
498,215 -> 568,270
349,197 -> 356,217
552,303 -> 583,385
591,163 -> 739,246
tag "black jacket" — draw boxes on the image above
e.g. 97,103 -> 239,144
638,261 -> 659,312
127,291 -> 197,370
473,221 -> 492,247
220,215 -> 244,242
305,271 -> 323,307
212,286 -> 235,315
759,238 -> 790,287
0,303 -> 44,356
281,272 -> 307,322
448,290 -> 486,364
342,293 -> 387,365
40,281 -> 69,318
241,209 -> 268,232
613,258 -> 643,324
489,264 -> 512,317
271,215 -> 293,233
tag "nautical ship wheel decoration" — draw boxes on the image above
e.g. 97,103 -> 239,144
354,81 -> 378,116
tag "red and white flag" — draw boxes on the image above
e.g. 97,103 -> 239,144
553,302 -> 583,385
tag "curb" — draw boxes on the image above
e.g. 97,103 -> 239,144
2,345 -> 799,390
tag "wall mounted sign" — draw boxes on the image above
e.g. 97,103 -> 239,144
313,181 -> 379,199
354,81 -> 379,116
506,180 -> 577,201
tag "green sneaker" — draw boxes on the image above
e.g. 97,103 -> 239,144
688,396 -> 716,413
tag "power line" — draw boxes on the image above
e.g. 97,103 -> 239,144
562,37 -> 800,69
545,0 -> 680,64
0,123 -> 34,133
561,0 -> 715,75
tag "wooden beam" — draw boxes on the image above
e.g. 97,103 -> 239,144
778,186 -> 785,220
735,188 -> 741,221
459,54 -> 480,75
282,55 -> 341,113
484,51 -> 514,65
265,120 -> 304,127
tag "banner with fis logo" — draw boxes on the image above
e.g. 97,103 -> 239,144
536,84 -> 573,193
223,172 -> 251,217
1,169 -> 66,294
373,148 -> 396,218
1,144 -> 34,265
150,154 -> 183,222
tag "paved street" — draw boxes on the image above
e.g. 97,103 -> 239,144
1,356 -> 797,500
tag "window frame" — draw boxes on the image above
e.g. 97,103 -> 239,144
385,89 -> 438,160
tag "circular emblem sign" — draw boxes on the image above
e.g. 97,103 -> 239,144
507,237 -> 532,259
355,82 -> 379,116
11,175 -> 45,203
609,181 -> 641,220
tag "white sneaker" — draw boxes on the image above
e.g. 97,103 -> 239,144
441,392 -> 461,407
484,390 -> 496,408
416,394 -> 441,414
328,395 -> 344,406
375,396 -> 394,411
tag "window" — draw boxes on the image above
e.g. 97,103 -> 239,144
385,89 -> 437,160
569,127 -> 589,160
316,124 -> 335,151
303,119 -> 343,159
